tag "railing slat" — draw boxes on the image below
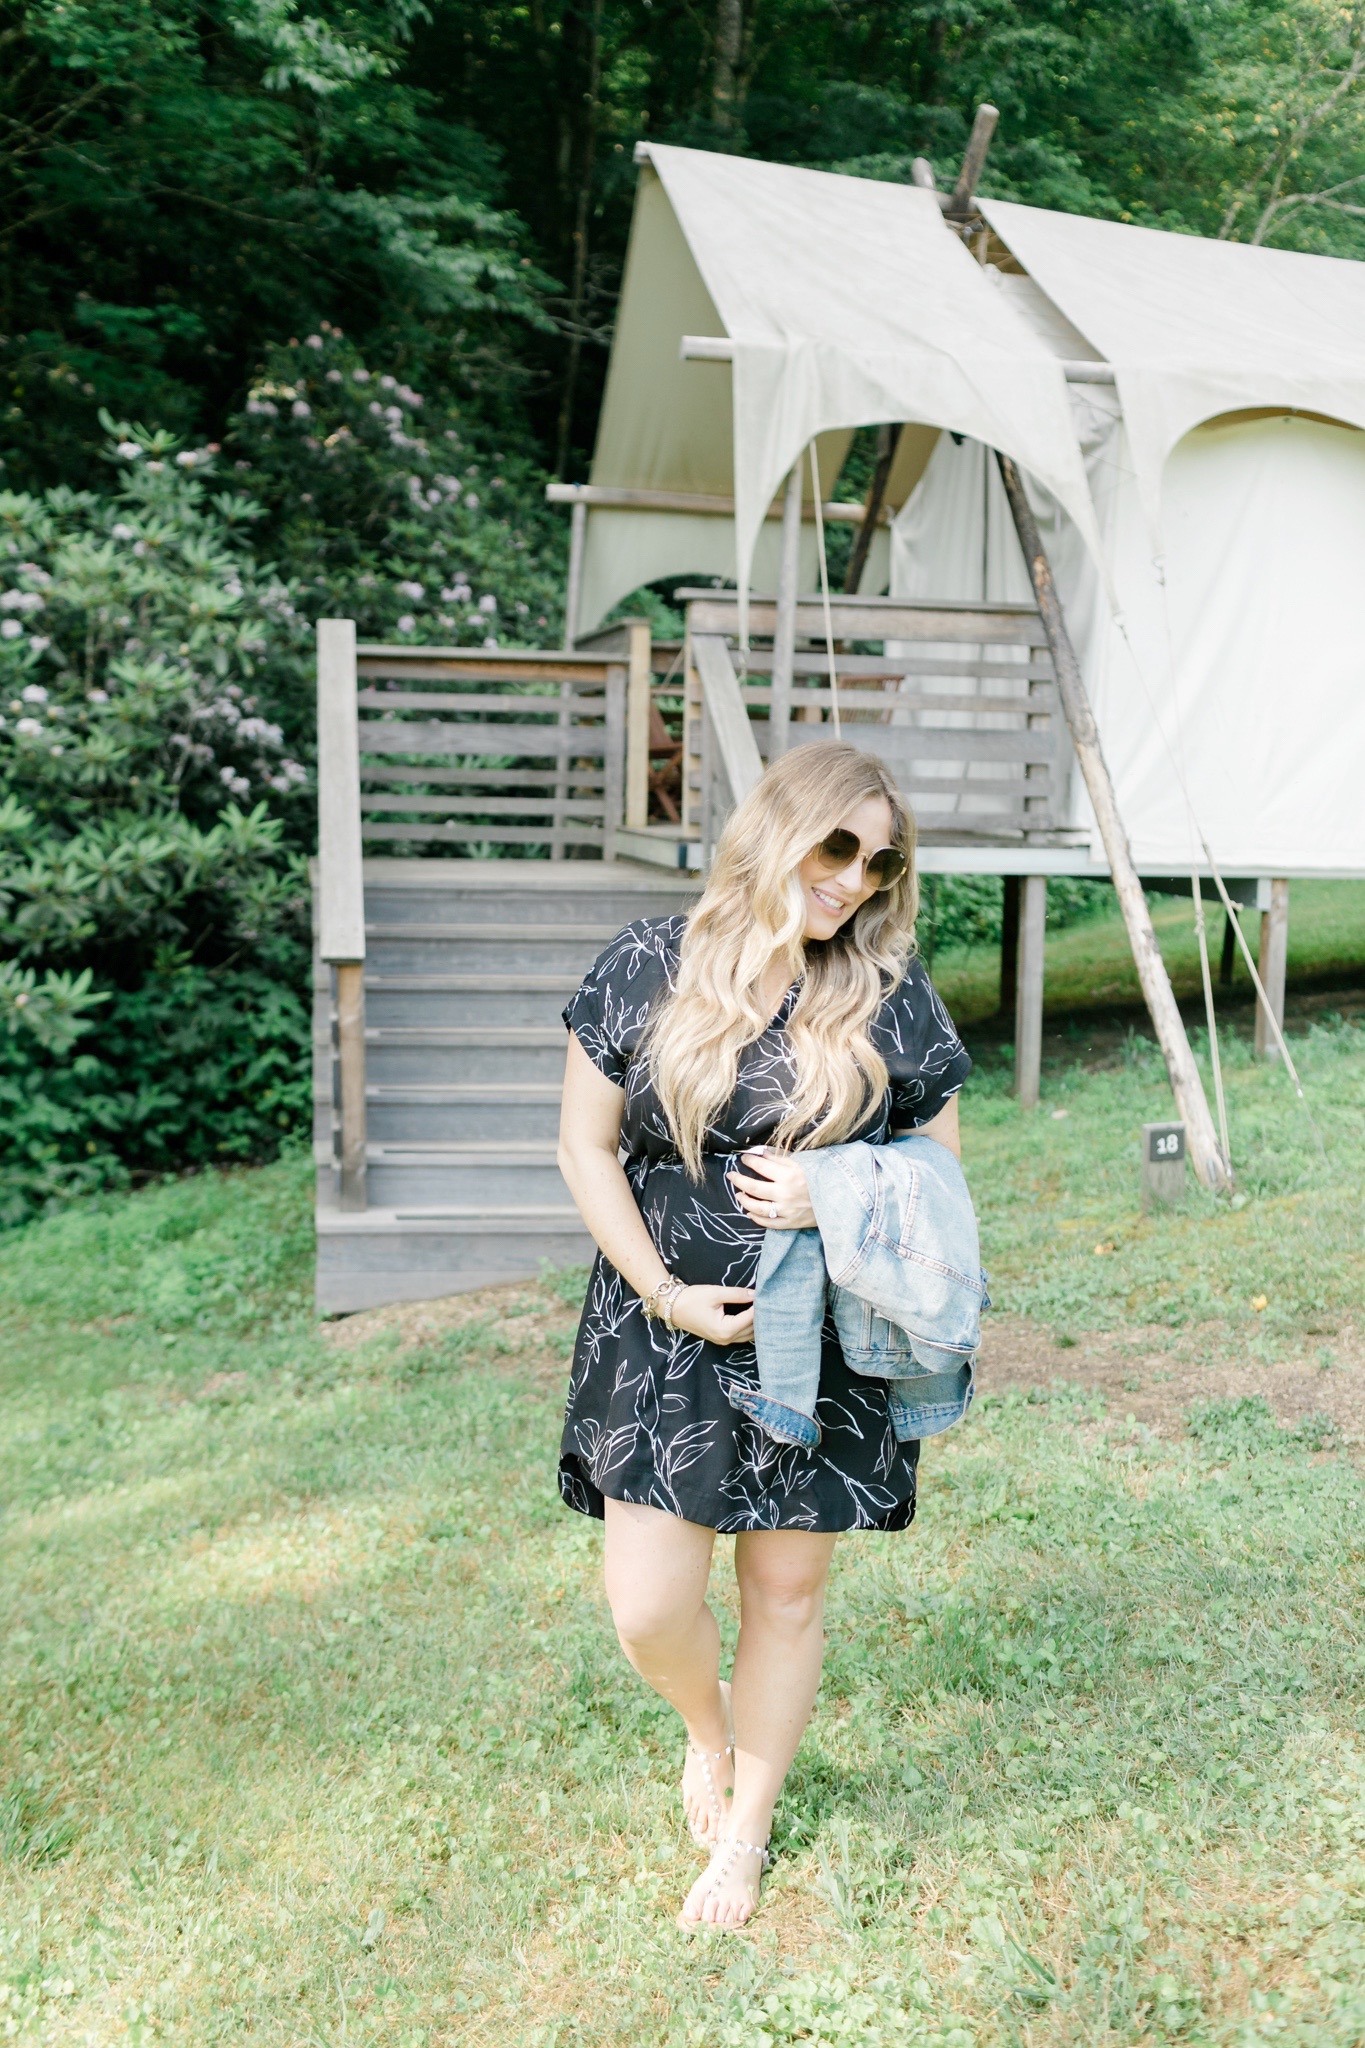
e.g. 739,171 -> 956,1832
360,794 -> 607,818
358,721 -> 611,757
361,822 -> 605,845
356,689 -> 606,713
362,764 -> 605,790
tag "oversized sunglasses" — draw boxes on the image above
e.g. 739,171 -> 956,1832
811,828 -> 907,892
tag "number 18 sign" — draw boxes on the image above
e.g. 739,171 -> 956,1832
1142,1122 -> 1186,1207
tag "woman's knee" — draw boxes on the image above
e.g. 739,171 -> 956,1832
736,1560 -> 828,1636
604,1573 -> 705,1655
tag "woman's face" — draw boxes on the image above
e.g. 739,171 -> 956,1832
796,793 -> 897,941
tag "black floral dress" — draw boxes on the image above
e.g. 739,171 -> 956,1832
559,915 -> 972,1533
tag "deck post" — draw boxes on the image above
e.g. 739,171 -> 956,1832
1255,878 -> 1289,1061
999,873 -> 1020,1016
317,619 -> 367,1212
1015,875 -> 1046,1108
603,660 -> 627,860
769,464 -> 802,756
996,453 -> 1232,1192
564,496 -> 587,646
624,619 -> 652,829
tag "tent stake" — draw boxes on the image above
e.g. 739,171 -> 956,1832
995,451 -> 1233,1192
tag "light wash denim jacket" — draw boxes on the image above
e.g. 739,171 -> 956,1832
726,1134 -> 986,1449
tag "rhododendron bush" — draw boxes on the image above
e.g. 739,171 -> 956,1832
0,426 -> 316,1222
228,328 -> 563,646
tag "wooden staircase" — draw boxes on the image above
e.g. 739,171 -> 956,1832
315,860 -> 696,1312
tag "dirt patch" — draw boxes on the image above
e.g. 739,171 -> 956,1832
321,1280 -> 1365,1446
980,1311 -> 1365,1443
320,1277 -> 580,1387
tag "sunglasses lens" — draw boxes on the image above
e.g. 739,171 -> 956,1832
811,830 -> 906,890
866,846 -> 907,890
815,828 -> 860,870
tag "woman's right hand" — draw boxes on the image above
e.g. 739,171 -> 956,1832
669,1284 -> 755,1346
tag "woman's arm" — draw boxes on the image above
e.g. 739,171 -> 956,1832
893,1093 -> 961,1159
557,1034 -> 755,1344
730,1091 -> 963,1229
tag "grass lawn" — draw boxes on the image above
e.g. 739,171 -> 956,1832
933,878 -> 1365,1029
3,1015 -> 1365,2045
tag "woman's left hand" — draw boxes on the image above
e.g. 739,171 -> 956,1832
728,1148 -> 817,1230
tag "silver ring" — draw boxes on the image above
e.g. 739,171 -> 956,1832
769,1201 -> 779,1220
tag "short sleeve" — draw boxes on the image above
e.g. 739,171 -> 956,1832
874,956 -> 973,1130
562,916 -> 682,1086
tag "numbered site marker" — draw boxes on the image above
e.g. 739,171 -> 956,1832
1142,1121 -> 1187,1209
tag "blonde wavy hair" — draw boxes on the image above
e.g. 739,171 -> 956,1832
647,743 -> 920,1178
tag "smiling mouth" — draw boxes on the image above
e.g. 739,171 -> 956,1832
810,885 -> 846,913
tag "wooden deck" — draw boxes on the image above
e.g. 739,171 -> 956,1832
311,599 -> 1111,1312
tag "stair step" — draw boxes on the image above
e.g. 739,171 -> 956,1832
364,935 -> 610,975
366,1087 -> 562,1141
320,1204 -> 583,1226
365,991 -> 573,1029
369,1142 -> 557,1160
364,1149 -> 568,1205
362,1025 -> 567,1085
364,974 -> 581,992
363,890 -> 694,927
365,922 -> 619,942
367,1083 -> 562,1102
367,1026 -> 564,1045
314,1200 -> 592,1313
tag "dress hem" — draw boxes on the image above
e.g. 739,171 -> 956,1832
557,1455 -> 918,1535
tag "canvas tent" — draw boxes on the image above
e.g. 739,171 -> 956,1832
576,143 -> 1365,880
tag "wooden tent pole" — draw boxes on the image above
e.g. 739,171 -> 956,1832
995,452 -> 1232,1192
843,424 -> 902,593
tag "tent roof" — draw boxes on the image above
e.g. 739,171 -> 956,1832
582,144 -> 1101,633
580,145 -> 1365,629
981,198 -> 1365,526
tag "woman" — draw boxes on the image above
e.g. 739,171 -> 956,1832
556,743 -> 971,1931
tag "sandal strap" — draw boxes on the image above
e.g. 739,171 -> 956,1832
723,1834 -> 771,1869
705,1832 -> 772,1887
687,1739 -> 735,1762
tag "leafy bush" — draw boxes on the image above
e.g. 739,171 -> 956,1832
227,326 -> 563,645
919,874 -> 1114,957
0,429 -> 312,1221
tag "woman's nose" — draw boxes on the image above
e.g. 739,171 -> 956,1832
834,856 -> 866,890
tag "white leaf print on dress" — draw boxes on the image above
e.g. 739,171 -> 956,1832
558,915 -> 971,1533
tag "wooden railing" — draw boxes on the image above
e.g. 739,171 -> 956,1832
314,626 -> 633,1217
353,641 -> 627,858
680,592 -> 1074,853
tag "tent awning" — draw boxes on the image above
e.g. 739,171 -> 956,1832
980,198 -> 1365,531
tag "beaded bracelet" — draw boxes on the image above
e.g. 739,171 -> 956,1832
641,1274 -> 685,1325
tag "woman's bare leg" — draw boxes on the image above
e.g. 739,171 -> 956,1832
602,1497 -> 733,1841
679,1528 -> 837,1928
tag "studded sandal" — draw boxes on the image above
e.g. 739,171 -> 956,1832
684,1733 -> 735,1844
677,1832 -> 771,1931
683,1679 -> 734,1844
